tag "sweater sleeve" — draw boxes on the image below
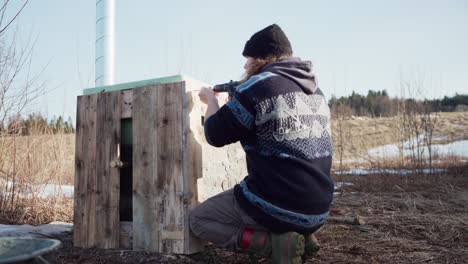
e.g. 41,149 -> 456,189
204,92 -> 255,147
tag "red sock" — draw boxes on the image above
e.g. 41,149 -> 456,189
241,228 -> 255,249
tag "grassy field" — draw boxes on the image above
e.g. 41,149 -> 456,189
0,133 -> 75,185
0,131 -> 74,224
1,111 -> 466,186
331,111 -> 468,161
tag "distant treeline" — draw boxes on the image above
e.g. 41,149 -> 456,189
0,113 -> 75,135
329,90 -> 468,117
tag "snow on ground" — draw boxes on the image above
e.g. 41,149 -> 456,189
3,180 -> 353,202
333,182 -> 354,196
335,168 -> 446,175
39,184 -> 74,198
335,158 -> 368,164
335,182 -> 353,189
368,140 -> 468,158
0,222 -> 72,238
1,181 -> 74,199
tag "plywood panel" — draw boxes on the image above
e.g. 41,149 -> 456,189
95,91 -> 121,248
132,86 -> 160,251
73,94 -> 98,247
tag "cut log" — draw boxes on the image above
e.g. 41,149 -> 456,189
328,215 -> 366,226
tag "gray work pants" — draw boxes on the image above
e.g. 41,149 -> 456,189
189,189 -> 266,251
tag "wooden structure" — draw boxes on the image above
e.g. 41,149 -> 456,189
73,76 -> 206,254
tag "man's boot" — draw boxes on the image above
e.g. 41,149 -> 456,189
270,232 -> 305,264
303,233 -> 320,258
240,228 -> 272,256
240,229 -> 305,264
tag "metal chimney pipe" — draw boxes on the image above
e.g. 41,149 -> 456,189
95,0 -> 115,86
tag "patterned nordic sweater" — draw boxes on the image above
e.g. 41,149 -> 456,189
204,57 -> 334,235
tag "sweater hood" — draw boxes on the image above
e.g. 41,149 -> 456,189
261,57 -> 317,94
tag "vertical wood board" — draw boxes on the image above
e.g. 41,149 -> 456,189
156,82 -> 184,253
132,86 -> 160,251
132,83 -> 185,253
73,94 -> 98,247
95,91 -> 121,248
73,96 -> 85,247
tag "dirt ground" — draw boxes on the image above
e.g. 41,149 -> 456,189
39,168 -> 468,264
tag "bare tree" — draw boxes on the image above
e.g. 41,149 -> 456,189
0,0 -> 46,129
421,101 -> 438,172
397,72 -> 439,172
331,101 -> 352,172
0,0 -> 48,213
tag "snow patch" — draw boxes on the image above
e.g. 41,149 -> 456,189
334,182 -> 353,189
368,140 -> 468,158
0,181 -> 74,199
0,222 -> 72,238
335,168 -> 446,175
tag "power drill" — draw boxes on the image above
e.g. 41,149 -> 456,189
213,80 -> 240,98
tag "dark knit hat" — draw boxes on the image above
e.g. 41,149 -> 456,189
242,24 -> 293,59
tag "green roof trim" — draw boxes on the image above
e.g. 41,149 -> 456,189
83,75 -> 185,95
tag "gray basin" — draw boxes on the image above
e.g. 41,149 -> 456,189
0,238 -> 61,263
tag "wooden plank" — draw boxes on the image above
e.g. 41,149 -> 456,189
132,85 -> 160,251
156,82 -> 185,253
95,91 -> 121,248
73,96 -> 86,247
84,95 -> 98,247
73,94 -> 98,247
119,223 -> 184,250
183,82 -> 205,254
120,221 -> 133,249
121,90 -> 133,118
133,83 -> 186,253
160,230 -> 184,241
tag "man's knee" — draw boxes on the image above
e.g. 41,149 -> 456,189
189,207 -> 203,237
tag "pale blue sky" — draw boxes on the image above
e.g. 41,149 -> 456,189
12,0 -> 468,120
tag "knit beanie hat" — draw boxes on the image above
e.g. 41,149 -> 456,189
242,24 -> 293,59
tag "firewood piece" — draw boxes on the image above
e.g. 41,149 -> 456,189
328,215 -> 366,225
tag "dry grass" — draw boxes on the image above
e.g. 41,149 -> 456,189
0,196 -> 73,225
0,133 -> 75,185
0,123 -> 74,225
333,159 -> 468,192
331,111 -> 468,160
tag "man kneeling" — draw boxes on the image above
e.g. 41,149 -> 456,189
190,24 -> 333,264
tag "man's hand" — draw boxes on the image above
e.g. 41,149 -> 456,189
198,87 -> 220,121
198,87 -> 216,105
